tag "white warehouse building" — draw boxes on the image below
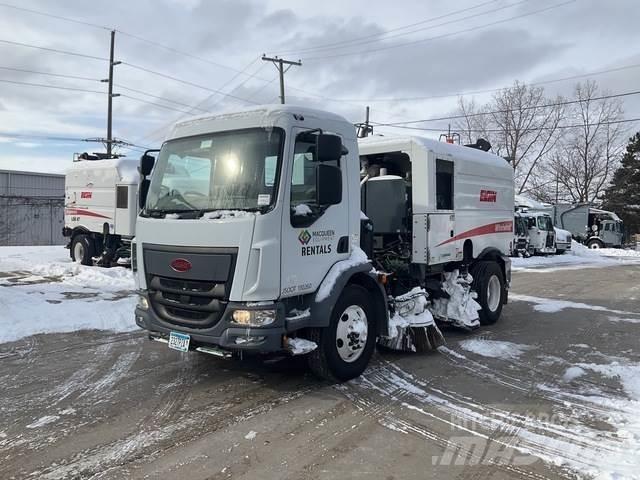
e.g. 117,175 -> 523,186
0,169 -> 66,246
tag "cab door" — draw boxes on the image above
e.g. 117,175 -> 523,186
279,129 -> 350,298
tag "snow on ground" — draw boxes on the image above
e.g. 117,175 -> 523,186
509,294 -> 636,315
0,246 -> 137,344
459,339 -> 535,359
512,240 -> 640,272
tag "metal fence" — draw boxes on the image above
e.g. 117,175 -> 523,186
0,196 -> 65,246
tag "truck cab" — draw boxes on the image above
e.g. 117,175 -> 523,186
521,212 -> 556,255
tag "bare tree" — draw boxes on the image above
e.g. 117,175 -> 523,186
551,81 -> 625,203
455,81 -> 564,195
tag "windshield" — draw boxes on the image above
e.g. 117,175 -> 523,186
145,128 -> 284,214
537,216 -> 553,231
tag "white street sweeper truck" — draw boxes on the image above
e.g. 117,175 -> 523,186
63,153 -> 140,266
133,105 -> 514,381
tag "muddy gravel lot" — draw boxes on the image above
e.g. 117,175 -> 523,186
1,263 -> 639,479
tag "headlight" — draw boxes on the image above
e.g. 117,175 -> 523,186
137,294 -> 149,310
232,309 -> 276,327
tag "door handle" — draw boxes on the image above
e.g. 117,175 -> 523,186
450,230 -> 454,237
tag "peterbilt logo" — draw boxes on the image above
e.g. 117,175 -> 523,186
170,258 -> 192,273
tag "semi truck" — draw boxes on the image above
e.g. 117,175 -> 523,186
132,105 -> 514,381
63,153 -> 139,266
549,204 -> 623,249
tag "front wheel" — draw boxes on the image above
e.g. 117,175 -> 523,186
471,261 -> 505,326
306,285 -> 376,382
587,239 -> 604,249
71,234 -> 95,266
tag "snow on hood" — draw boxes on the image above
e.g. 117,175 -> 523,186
200,210 -> 260,220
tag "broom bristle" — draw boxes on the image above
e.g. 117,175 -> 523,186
377,324 -> 445,353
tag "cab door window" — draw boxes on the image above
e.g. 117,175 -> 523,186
290,132 -> 341,227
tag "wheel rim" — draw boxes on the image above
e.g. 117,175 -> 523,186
590,243 -> 600,249
73,242 -> 84,264
487,275 -> 501,312
335,305 -> 368,363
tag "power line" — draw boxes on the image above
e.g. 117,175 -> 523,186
0,2 -> 109,30
114,84 -> 211,113
261,56 -> 302,104
133,58 -> 267,145
0,38 -> 108,61
374,117 -> 640,133
276,0 -> 527,56
0,65 -> 101,82
376,90 -> 640,126
0,78 -> 106,94
303,0 -> 576,60
120,94 -> 207,115
119,61 -> 260,104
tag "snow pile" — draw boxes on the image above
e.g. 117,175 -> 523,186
509,293 -> 634,315
0,246 -> 137,343
576,361 -> 640,399
0,246 -> 69,271
513,240 -> 640,271
387,288 -> 435,339
316,246 -> 369,302
292,204 -> 312,216
430,270 -> 481,328
287,337 -> 317,355
459,339 -> 534,359
201,210 -> 260,220
571,240 -> 640,259
562,366 -> 586,382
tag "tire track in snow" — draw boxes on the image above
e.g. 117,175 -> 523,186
31,370 -> 318,479
352,360 -> 639,479
338,364 -> 555,480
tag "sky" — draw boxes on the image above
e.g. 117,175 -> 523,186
0,0 -> 639,173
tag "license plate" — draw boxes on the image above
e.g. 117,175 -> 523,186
168,331 -> 190,352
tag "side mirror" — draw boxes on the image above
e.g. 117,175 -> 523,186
316,134 -> 343,163
140,154 -> 155,177
139,179 -> 150,210
316,164 -> 342,206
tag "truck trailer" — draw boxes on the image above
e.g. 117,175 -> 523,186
132,105 -> 514,381
63,153 -> 139,266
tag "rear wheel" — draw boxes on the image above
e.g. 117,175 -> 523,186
307,285 -> 376,382
587,239 -> 604,249
470,261 -> 505,325
71,234 -> 95,266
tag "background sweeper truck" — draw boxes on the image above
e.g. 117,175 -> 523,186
63,152 -> 140,266
133,105 -> 514,381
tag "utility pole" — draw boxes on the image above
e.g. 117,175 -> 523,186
102,30 -> 121,157
356,106 -> 373,138
261,55 -> 301,104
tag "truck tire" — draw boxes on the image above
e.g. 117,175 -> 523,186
471,261 -> 504,326
71,234 -> 95,266
587,239 -> 604,249
306,284 -> 376,382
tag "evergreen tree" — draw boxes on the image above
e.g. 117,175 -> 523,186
602,132 -> 640,240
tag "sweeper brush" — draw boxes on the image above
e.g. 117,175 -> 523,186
377,288 -> 446,353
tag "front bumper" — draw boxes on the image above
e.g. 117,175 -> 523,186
135,292 -> 289,354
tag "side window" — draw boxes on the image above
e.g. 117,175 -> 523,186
290,132 -> 341,226
604,223 -> 611,231
436,159 -> 454,210
116,186 -> 128,209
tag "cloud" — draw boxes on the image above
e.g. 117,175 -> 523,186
0,0 -> 638,173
